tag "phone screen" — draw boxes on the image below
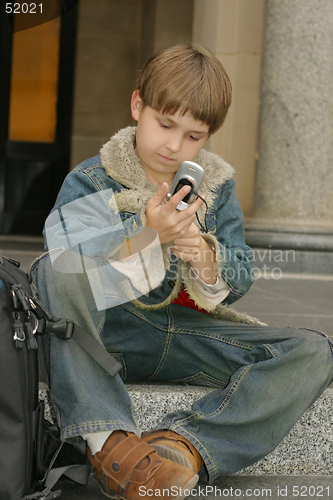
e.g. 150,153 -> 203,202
175,179 -> 193,202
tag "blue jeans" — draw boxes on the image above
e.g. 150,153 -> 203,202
31,253 -> 333,482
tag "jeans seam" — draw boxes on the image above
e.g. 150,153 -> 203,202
173,371 -> 227,388
173,328 -> 254,350
168,424 -> 219,480
263,344 -> 281,357
28,249 -> 60,284
82,168 -> 106,192
207,364 -> 251,418
148,308 -> 174,379
123,304 -> 169,331
167,305 -> 175,331
301,328 -> 333,356
148,333 -> 172,379
97,317 -> 105,336
61,420 -> 140,439
171,365 -> 251,426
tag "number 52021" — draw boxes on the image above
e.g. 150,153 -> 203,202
5,3 -> 43,14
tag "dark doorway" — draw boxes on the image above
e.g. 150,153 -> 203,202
0,4 -> 78,235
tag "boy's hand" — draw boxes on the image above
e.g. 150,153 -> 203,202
172,223 -> 202,261
173,223 -> 217,284
145,182 -> 204,245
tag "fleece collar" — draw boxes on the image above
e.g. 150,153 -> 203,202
100,126 -> 235,211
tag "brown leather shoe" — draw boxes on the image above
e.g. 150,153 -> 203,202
87,430 -> 199,499
141,430 -> 204,474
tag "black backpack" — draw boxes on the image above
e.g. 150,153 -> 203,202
0,253 -> 121,500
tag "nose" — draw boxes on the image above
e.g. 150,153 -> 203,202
166,133 -> 182,153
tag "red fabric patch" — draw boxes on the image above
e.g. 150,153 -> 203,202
172,285 -> 208,314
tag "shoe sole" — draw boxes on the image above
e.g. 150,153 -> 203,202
99,472 -> 199,500
99,483 -> 122,499
176,473 -> 199,499
151,443 -> 194,471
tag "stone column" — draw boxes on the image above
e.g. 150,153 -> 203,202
247,0 -> 333,251
192,0 -> 265,219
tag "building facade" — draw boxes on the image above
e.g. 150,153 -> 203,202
0,0 -> 332,258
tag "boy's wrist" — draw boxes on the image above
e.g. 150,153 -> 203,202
189,238 -> 217,285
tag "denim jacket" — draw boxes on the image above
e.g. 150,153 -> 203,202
45,127 -> 260,325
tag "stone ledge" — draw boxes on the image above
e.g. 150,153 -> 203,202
127,383 -> 333,476
251,248 -> 333,275
39,383 -> 333,476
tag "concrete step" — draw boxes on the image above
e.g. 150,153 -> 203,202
39,382 -> 333,476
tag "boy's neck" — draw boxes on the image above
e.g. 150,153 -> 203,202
134,144 -> 175,187
144,169 -> 175,187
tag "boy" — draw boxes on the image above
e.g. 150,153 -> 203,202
31,44 -> 333,499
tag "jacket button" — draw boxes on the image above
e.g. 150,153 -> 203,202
168,280 -> 175,288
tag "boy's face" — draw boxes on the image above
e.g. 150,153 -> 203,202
131,90 -> 209,186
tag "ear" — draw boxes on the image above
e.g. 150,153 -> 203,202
131,89 -> 142,121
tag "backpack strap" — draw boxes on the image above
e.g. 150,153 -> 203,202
31,297 -> 122,377
22,463 -> 92,500
51,319 -> 122,377
23,488 -> 61,499
24,422 -> 92,500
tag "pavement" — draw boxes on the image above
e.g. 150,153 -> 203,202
1,237 -> 333,499
235,271 -> 333,340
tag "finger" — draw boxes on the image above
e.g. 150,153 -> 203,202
178,222 -> 199,237
172,248 -> 196,261
173,237 -> 193,247
185,193 -> 205,215
172,222 -> 198,244
165,185 -> 192,211
173,239 -> 201,252
172,194 -> 205,224
173,245 -> 196,253
173,214 -> 196,236
173,229 -> 195,244
148,182 -> 170,209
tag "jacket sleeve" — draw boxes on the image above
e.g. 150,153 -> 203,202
208,178 -> 254,304
183,178 -> 254,308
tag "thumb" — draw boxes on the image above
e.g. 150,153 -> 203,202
149,182 -> 169,208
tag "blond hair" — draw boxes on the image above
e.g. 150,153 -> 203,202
136,44 -> 232,135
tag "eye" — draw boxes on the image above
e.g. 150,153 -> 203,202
160,122 -> 171,129
188,134 -> 199,141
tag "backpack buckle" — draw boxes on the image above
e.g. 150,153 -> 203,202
45,318 -> 74,340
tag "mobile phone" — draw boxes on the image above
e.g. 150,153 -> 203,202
166,161 -> 204,211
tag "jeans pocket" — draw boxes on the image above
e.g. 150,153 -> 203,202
107,352 -> 127,381
173,371 -> 227,388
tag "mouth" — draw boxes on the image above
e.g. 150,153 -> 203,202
158,153 -> 175,163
